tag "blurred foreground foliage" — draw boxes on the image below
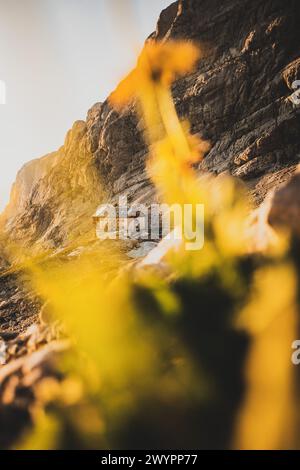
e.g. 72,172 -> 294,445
14,41 -> 300,449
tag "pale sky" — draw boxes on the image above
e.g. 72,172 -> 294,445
0,0 -> 171,209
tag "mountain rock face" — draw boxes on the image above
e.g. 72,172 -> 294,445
1,119 -> 104,253
1,0 -> 300,449
2,0 -> 300,252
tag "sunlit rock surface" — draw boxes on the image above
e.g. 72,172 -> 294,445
0,0 -> 300,449
2,0 -> 300,254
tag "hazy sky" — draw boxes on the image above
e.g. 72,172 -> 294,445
0,0 -> 171,208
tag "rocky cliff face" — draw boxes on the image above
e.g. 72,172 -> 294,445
1,117 -> 104,253
1,0 -> 300,449
2,0 -> 300,254
161,0 -> 300,205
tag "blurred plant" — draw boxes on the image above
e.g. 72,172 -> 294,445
14,40 -> 299,450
